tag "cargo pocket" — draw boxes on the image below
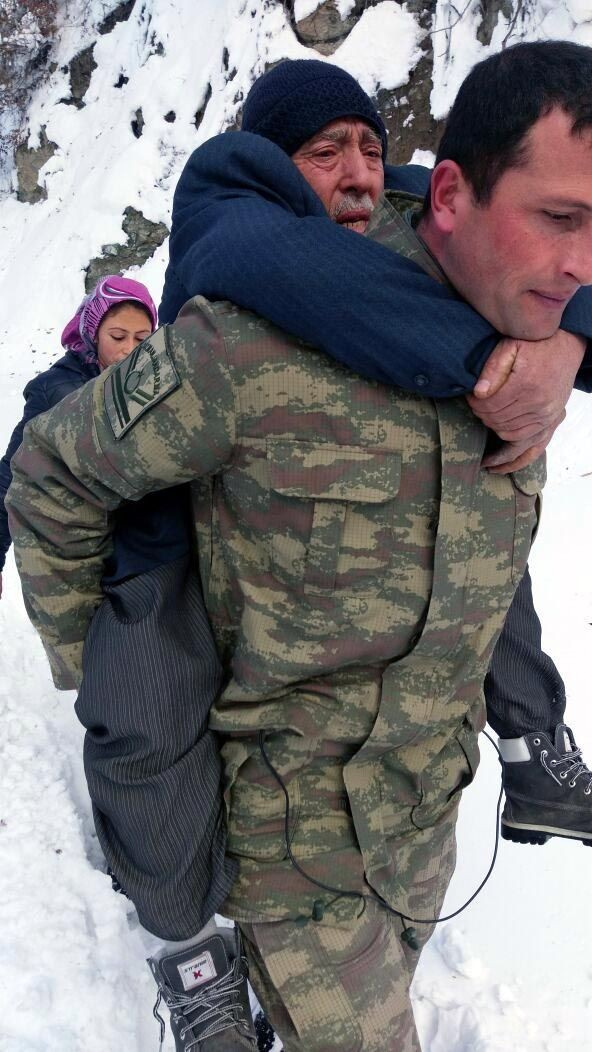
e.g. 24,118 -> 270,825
223,735 -> 303,863
412,724 -> 479,831
267,439 -> 401,596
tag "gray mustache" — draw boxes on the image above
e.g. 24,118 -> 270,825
330,193 -> 375,219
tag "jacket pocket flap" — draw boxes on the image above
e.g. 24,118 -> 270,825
267,440 -> 401,503
511,455 -> 547,496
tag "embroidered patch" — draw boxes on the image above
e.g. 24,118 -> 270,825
104,333 -> 180,439
177,950 -> 217,992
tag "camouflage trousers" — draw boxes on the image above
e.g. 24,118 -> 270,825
238,833 -> 457,1052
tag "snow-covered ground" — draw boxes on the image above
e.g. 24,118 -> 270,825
1,2 -> 592,1049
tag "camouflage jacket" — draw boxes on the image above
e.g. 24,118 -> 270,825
7,193 -> 545,921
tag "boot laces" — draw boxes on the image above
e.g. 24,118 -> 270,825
153,956 -> 251,1051
544,746 -> 592,792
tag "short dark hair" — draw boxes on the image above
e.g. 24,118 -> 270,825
432,40 -> 592,205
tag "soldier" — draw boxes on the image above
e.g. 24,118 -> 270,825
163,58 -> 592,850
7,40 -> 592,1052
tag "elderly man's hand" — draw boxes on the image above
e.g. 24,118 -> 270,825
466,329 -> 586,473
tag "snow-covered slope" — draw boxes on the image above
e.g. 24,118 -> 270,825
1,3 -> 591,1050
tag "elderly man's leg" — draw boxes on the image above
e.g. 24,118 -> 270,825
485,567 -> 566,738
485,568 -> 592,846
76,559 -> 258,1050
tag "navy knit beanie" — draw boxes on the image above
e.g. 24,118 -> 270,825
242,59 -> 387,160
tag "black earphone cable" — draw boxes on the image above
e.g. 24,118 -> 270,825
258,728 -> 504,948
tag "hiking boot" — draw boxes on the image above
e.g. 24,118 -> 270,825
499,724 -> 592,845
148,926 -> 258,1050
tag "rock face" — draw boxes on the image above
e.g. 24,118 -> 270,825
15,126 -> 57,204
288,0 -> 368,53
97,0 -> 135,36
59,44 -> 98,109
1,0 -> 552,267
376,0 -> 443,164
85,208 -> 169,291
2,0 -> 136,197
0,0 -> 58,192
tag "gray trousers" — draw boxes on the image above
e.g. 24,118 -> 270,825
485,566 -> 566,738
75,555 -> 237,940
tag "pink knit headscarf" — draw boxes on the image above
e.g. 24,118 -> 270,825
61,276 -> 158,364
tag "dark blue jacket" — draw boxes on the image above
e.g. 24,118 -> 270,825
159,131 -> 592,395
0,351 -> 190,577
0,353 -> 98,571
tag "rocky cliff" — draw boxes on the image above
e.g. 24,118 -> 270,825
1,0 -> 589,289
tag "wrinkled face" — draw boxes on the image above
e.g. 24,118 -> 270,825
96,303 -> 153,370
424,108 -> 592,339
292,117 -> 384,234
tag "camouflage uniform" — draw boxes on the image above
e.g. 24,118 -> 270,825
7,194 -> 544,1049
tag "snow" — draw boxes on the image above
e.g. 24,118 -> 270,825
329,3 -> 424,94
430,0 -> 486,121
429,0 -> 592,120
410,148 -> 436,168
293,0 -> 357,21
1,1 -> 592,1050
293,0 -> 325,20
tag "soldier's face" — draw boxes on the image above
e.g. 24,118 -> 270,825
292,117 -> 384,234
96,304 -> 153,370
423,107 -> 592,339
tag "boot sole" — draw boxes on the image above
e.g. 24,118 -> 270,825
501,819 -> 592,846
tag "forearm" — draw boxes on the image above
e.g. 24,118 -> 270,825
7,401 -> 124,687
468,330 -> 586,471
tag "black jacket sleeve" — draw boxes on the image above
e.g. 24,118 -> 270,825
573,343 -> 592,393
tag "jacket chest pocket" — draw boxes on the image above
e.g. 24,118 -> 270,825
267,440 -> 401,596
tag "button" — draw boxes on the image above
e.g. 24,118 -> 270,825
414,373 -> 429,387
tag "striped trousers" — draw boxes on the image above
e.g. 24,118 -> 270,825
75,555 -> 237,939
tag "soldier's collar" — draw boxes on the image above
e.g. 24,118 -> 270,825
367,191 -> 451,288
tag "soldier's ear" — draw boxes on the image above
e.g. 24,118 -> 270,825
429,160 -> 469,234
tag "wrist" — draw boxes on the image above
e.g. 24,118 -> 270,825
558,329 -> 587,365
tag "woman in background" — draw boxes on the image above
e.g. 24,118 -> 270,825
0,274 -> 157,597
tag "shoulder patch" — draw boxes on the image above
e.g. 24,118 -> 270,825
104,331 -> 180,440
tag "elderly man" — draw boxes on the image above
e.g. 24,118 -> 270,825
7,42 -> 592,1052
